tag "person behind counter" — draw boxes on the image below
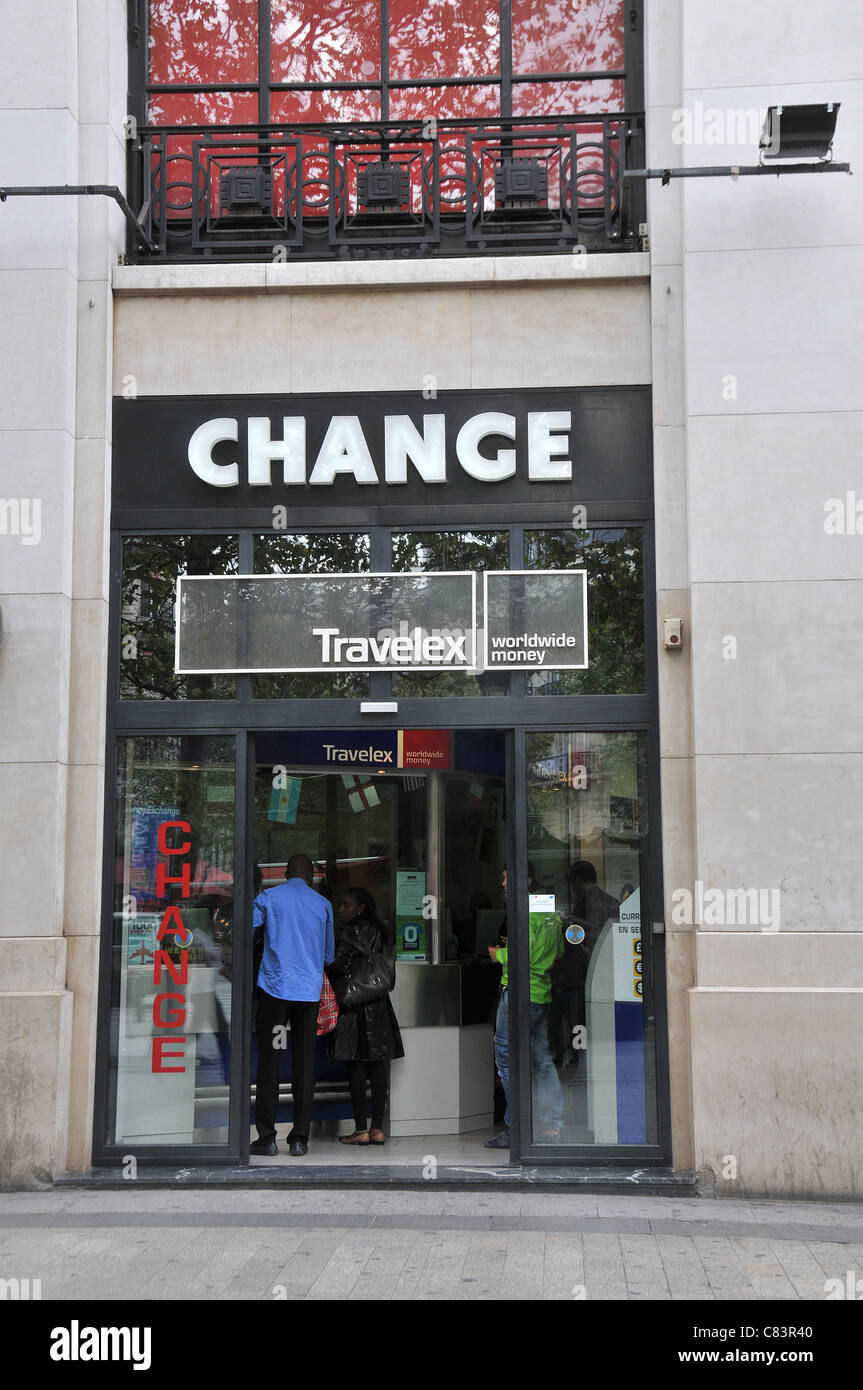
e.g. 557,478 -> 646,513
327,887 -> 404,1146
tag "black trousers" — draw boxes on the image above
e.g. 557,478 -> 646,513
347,1059 -> 388,1132
255,988 -> 318,1142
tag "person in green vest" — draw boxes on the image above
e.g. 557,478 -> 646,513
483,866 -> 565,1149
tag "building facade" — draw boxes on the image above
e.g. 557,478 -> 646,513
1,0 -> 861,1195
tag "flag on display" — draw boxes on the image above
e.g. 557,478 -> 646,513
268,777 -> 302,824
342,774 -> 380,812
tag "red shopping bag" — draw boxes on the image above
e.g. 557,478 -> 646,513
316,971 -> 339,1036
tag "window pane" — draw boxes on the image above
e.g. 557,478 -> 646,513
525,729 -> 655,1146
121,535 -> 239,701
512,0 -> 625,76
512,78 -> 625,117
388,84 -> 500,120
110,735 -> 235,1146
523,529 -> 644,696
149,0 -> 259,84
271,0 -> 381,82
389,0 -> 499,81
147,90 -> 259,126
252,532 -> 371,698
392,530 -> 508,697
270,88 -> 382,123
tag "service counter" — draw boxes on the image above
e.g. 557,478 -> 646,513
388,960 -> 499,1137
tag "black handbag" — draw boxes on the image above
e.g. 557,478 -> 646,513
329,936 -> 395,1011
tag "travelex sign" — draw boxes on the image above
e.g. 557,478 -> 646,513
259,729 -> 450,770
187,411 -> 573,488
175,571 -> 587,674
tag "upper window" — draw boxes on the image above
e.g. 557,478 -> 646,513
142,0 -> 628,124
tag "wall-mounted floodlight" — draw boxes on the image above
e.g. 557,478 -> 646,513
626,100 -> 850,186
760,103 -> 840,161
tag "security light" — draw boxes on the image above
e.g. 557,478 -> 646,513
760,103 -> 840,161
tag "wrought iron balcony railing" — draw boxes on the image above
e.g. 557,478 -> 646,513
125,113 -> 645,262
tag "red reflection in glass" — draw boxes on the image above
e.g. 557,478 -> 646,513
512,78 -> 625,117
146,94 -> 259,224
270,89 -> 381,124
271,92 -> 383,222
149,0 -> 259,84
270,1 -> 381,82
147,90 -> 259,126
512,0 -> 624,76
389,0 -> 499,81
388,84 -> 500,121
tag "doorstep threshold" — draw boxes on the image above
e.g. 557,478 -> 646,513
57,1164 -> 697,1194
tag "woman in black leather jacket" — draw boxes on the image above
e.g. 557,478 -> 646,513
327,887 -> 404,1145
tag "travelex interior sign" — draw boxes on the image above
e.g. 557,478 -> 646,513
175,570 -> 587,674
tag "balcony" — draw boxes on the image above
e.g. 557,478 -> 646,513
125,114 -> 646,262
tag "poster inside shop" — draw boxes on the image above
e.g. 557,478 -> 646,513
395,869 -> 428,961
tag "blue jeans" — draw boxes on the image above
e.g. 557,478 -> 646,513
493,988 -> 564,1134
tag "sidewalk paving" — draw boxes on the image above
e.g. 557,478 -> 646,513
1,1188 -> 862,1300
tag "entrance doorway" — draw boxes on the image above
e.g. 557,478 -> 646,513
246,725 -> 662,1166
249,729 -> 507,1165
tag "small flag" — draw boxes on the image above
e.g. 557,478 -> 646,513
268,777 -> 302,824
342,774 -> 380,813
469,781 -> 484,800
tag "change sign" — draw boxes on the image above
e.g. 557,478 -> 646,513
483,570 -> 588,671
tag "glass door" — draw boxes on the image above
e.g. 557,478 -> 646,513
514,728 -> 660,1153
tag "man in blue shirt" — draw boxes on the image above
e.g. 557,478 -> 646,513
251,853 -> 334,1157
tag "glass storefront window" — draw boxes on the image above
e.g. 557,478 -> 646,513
524,729 -> 655,1146
271,0 -> 382,83
109,736 -> 235,1146
524,528 -> 645,695
392,530 -> 509,696
389,0 -> 500,80
511,0 -> 625,77
121,535 -> 239,700
252,532 -> 371,698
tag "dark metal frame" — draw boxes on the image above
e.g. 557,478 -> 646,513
126,113 -> 645,260
127,0 -> 643,126
92,503 -> 670,1171
124,0 -> 646,260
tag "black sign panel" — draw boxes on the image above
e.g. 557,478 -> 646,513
112,387 -> 652,519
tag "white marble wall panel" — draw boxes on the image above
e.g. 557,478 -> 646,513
689,986 -> 863,1198
0,110 -> 78,271
0,0 -> 79,113
691,580 -> 863,755
688,413 -> 863,584
0,762 -> 68,937
696,931 -> 863,989
292,287 -> 472,393
683,0 -> 863,89
0,593 -> 71,763
469,283 -> 652,389
693,753 -> 863,929
0,430 -> 73,595
0,270 -> 77,433
683,246 -> 863,419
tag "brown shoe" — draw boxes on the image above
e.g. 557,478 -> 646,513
368,1129 -> 386,1145
339,1130 -> 370,1145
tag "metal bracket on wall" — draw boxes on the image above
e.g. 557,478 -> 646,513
0,184 -> 157,253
